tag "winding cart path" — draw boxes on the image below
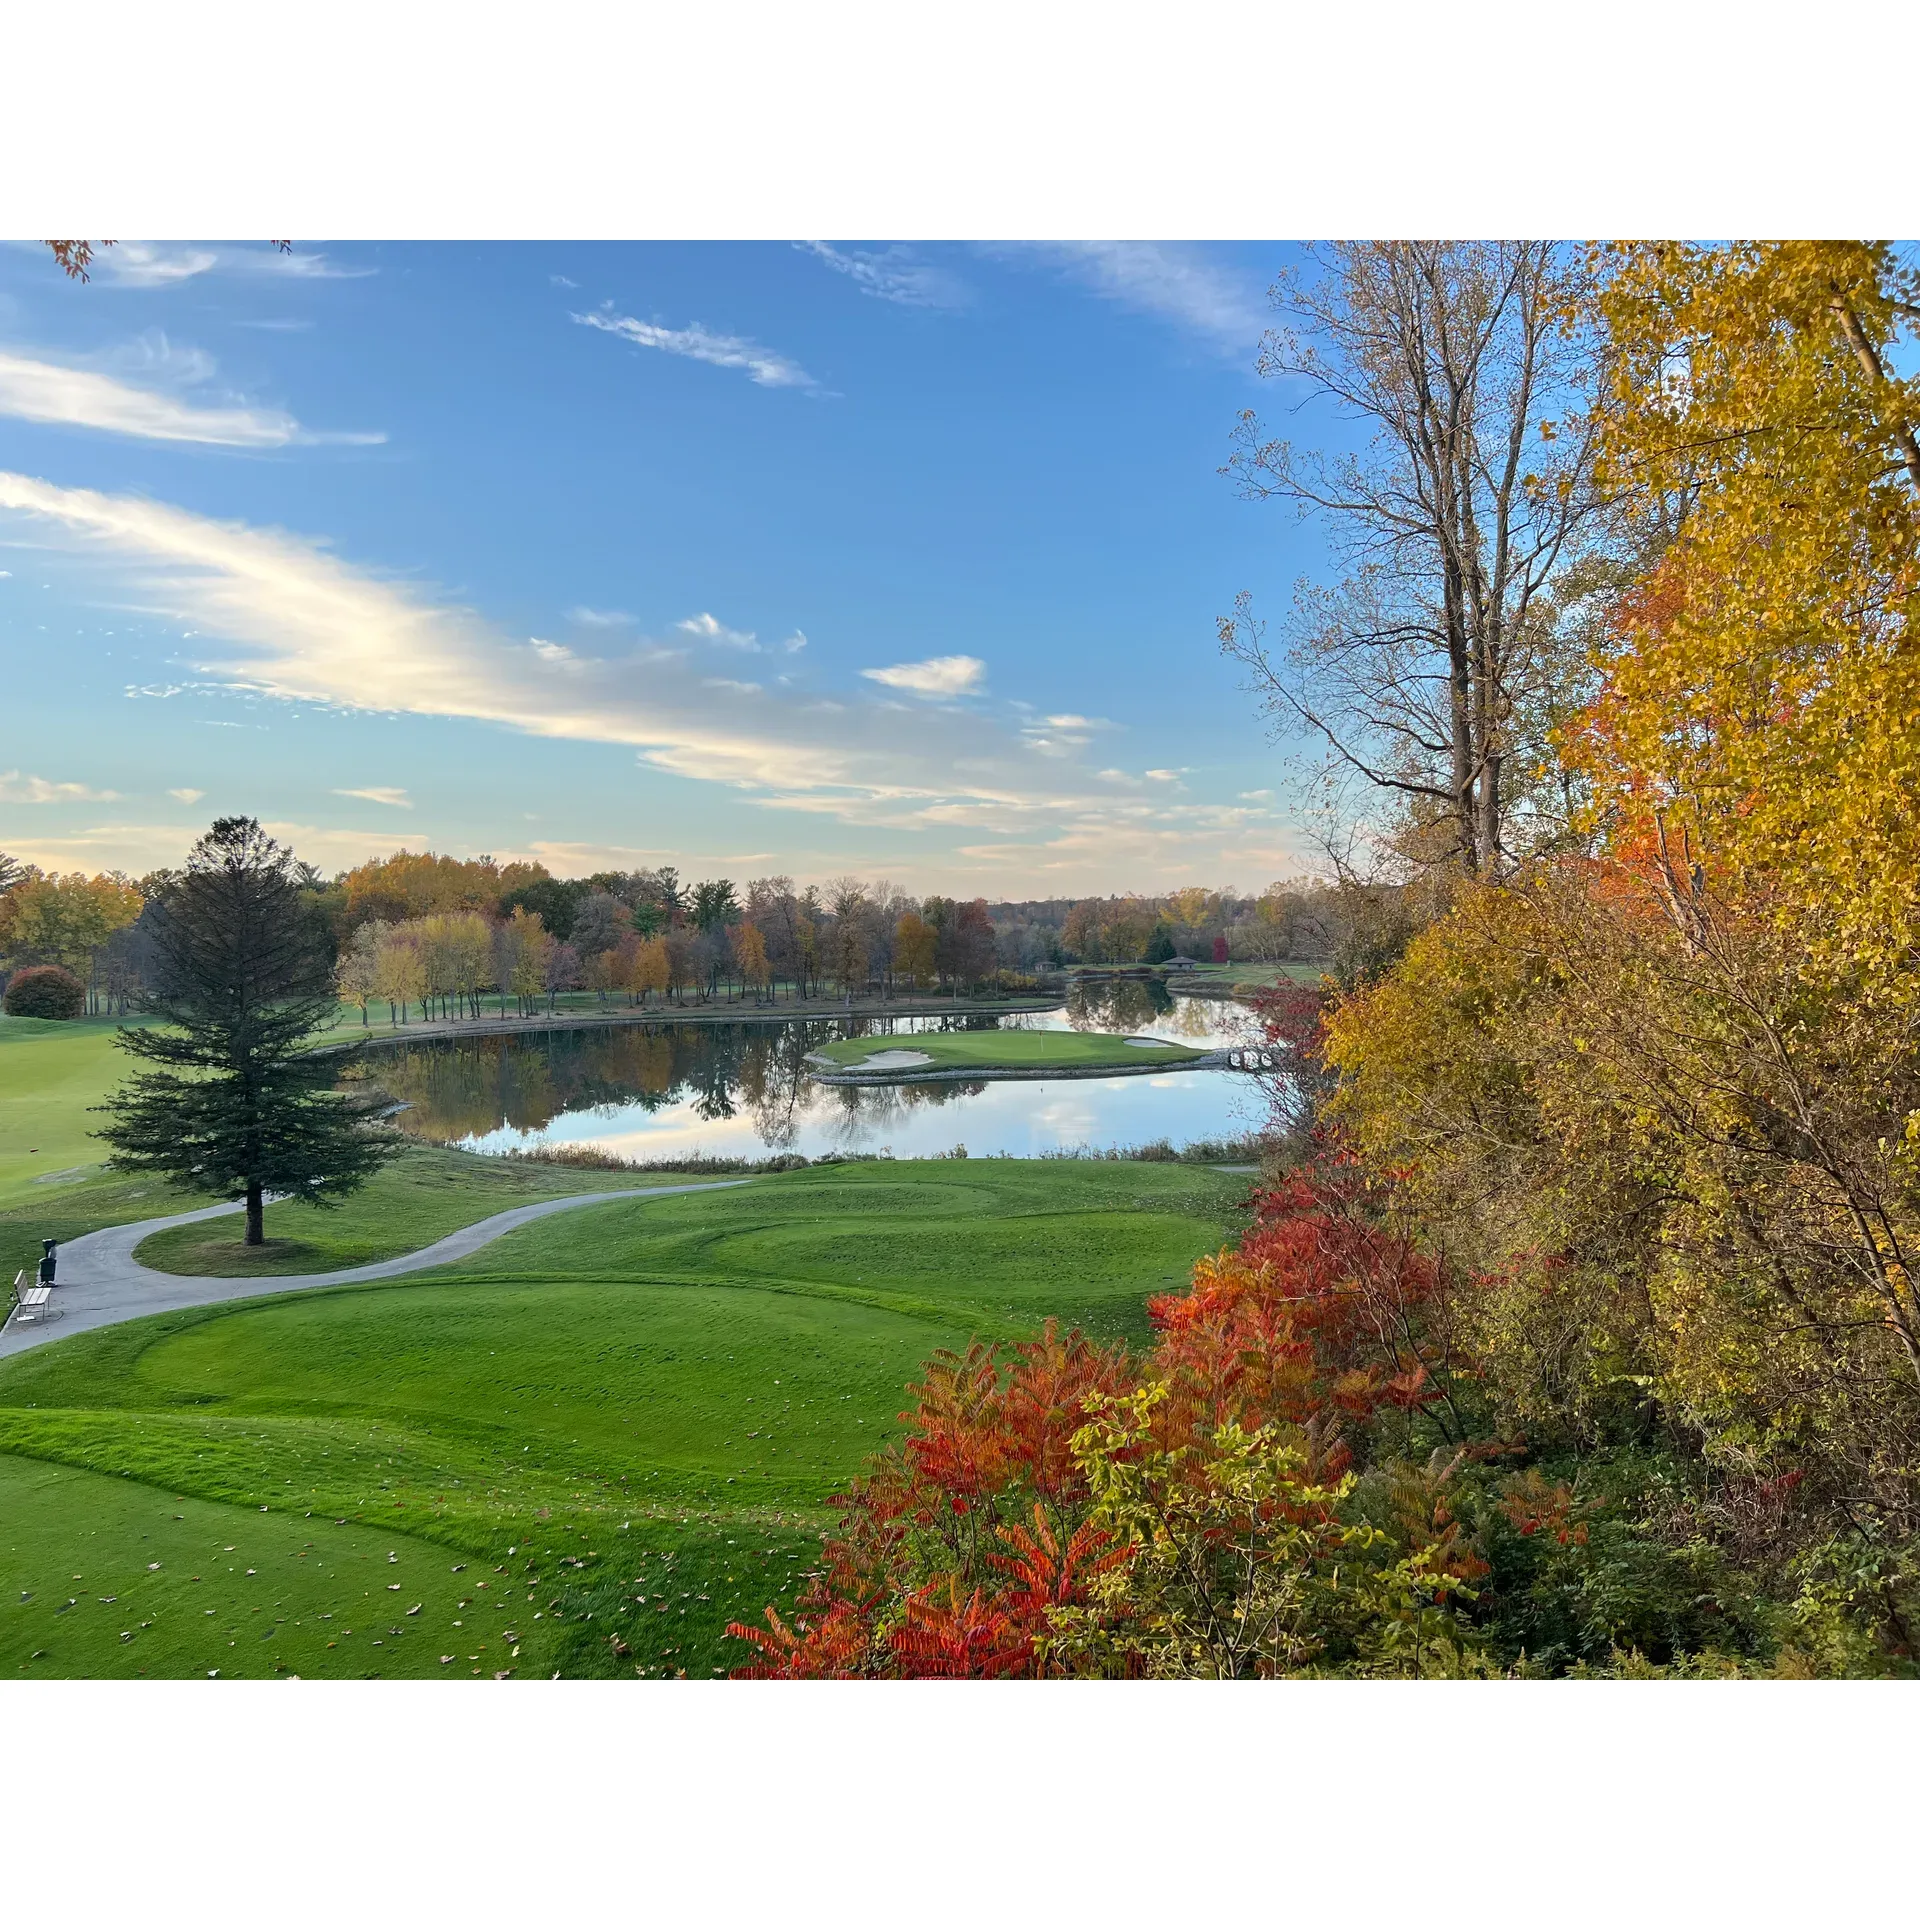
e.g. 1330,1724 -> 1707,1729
0,1182 -> 749,1356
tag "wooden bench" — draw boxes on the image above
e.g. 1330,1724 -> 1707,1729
6,1270 -> 58,1331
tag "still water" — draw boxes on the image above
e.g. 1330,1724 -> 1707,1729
350,980 -> 1271,1161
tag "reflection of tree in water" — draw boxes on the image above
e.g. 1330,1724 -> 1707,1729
1161,994 -> 1254,1042
1066,978 -> 1171,1033
818,1074 -> 986,1149
349,1015 -> 983,1151
356,1037 -> 563,1140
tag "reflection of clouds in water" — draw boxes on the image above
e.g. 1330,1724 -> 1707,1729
464,1071 -> 1258,1161
390,1001 -> 1268,1163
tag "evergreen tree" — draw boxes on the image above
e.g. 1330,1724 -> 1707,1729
95,818 -> 397,1245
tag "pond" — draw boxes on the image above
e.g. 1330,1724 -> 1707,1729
348,979 -> 1274,1162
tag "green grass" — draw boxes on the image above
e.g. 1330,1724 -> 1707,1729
1171,962 -> 1327,988
813,1029 -> 1204,1071
0,1016 -> 149,1213
0,1451 -> 563,1679
0,1158 -> 1249,1678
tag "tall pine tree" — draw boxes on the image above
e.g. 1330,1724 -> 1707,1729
96,818 -> 396,1245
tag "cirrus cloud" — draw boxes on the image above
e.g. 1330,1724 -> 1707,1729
0,349 -> 383,448
573,309 -> 818,391
0,471 -> 1304,889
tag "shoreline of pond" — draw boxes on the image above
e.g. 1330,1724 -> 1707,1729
313,994 -> 1068,1055
804,1053 -> 1230,1087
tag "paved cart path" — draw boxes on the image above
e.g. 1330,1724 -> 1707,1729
0,1182 -> 749,1357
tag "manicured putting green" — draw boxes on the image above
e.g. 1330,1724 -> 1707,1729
812,1029 -> 1204,1071
127,1277 -> 968,1505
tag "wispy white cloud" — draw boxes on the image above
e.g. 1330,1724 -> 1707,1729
528,840 -> 774,875
573,309 -> 818,391
550,274 -> 580,289
1021,711 -> 1119,756
0,347 -> 383,448
0,769 -> 120,803
92,242 -> 372,287
0,472 -> 1301,888
1015,242 -> 1268,354
567,605 -> 632,628
168,787 -> 205,804
861,655 -> 986,697
333,786 -> 412,808
678,611 -> 758,649
677,612 -> 806,656
796,242 -> 969,310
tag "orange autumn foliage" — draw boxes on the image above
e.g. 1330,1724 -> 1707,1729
728,1160 -> 1478,1678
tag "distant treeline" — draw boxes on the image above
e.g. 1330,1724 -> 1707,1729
0,842 -> 1339,1022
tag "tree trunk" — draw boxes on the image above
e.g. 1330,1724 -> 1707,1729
245,1183 -> 265,1246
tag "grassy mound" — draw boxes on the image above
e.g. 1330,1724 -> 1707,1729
811,1029 -> 1205,1072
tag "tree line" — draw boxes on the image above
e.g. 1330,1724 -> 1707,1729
321,861 -> 1005,1023
2,842 -> 1327,1027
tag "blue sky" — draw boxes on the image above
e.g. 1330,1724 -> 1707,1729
0,240 -> 1331,895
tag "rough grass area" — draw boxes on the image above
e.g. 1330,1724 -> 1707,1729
813,1029 -> 1205,1071
0,1158 -> 1250,1677
133,1144 -> 726,1278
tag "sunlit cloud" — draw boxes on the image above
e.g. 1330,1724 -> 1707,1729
0,769 -> 120,803
0,472 -> 1301,888
567,605 -> 632,628
861,655 -> 986,697
168,787 -> 205,804
333,786 -> 412,808
0,348 -> 383,448
678,611 -> 758,649
573,309 -> 818,391
673,612 -> 807,657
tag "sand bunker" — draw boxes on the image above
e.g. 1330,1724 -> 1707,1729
851,1049 -> 934,1069
1123,1036 -> 1175,1048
